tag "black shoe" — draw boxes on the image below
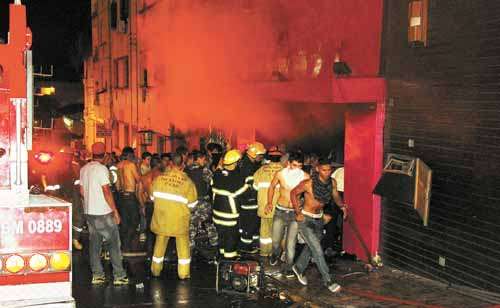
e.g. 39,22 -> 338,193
269,255 -> 279,266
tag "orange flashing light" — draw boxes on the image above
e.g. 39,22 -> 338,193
40,86 -> 56,96
49,252 -> 71,271
0,252 -> 71,275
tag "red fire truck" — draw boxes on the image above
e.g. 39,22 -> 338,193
0,1 -> 74,307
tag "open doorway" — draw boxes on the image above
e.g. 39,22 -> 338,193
253,76 -> 386,261
256,101 -> 346,160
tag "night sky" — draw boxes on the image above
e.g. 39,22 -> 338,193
0,0 -> 90,81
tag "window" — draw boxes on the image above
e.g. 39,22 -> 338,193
141,69 -> 148,102
97,65 -> 107,93
408,0 -> 429,47
141,69 -> 148,88
114,57 -> 129,88
113,122 -> 120,148
132,126 -> 138,148
124,123 -> 130,147
110,1 -> 118,30
157,136 -> 166,154
120,0 -> 129,21
97,64 -> 109,93
94,92 -> 100,106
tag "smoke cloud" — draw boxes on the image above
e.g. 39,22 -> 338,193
139,0 -> 343,149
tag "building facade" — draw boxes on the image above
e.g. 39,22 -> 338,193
83,0 -> 499,295
84,0 -> 160,154
381,0 -> 500,293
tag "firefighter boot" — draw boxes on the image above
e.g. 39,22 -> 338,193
176,235 -> 191,279
151,235 -> 169,277
259,217 -> 273,256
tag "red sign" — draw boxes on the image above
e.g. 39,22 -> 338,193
0,207 -> 70,252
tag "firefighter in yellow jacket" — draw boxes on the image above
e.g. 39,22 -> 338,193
150,153 -> 197,279
253,147 -> 283,256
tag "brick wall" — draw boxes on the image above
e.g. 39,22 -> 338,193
381,0 -> 500,292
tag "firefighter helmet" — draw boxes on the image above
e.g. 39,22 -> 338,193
246,142 -> 266,159
223,149 -> 242,165
267,146 -> 283,157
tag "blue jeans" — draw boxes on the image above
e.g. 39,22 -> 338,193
294,216 -> 333,286
271,207 -> 298,271
86,213 -> 126,279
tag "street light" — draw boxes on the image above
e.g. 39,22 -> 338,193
138,129 -> 154,146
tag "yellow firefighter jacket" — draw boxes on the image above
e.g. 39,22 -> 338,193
151,168 -> 197,236
253,162 -> 283,219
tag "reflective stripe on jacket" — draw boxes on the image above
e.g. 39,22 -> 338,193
253,162 -> 283,218
151,168 -> 197,236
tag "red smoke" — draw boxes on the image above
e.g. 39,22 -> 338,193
139,1 -> 345,147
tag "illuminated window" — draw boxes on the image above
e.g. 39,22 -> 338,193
408,0 -> 429,47
139,130 -> 154,146
114,57 -> 129,88
39,86 -> 56,96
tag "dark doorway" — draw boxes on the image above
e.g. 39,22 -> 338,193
256,102 -> 345,161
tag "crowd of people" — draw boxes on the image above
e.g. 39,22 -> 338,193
37,140 -> 347,293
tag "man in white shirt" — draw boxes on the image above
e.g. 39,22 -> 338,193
266,152 -> 309,277
80,142 -> 129,285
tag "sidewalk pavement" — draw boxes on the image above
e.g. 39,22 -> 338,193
266,257 -> 500,308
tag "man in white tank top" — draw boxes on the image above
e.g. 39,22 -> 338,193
266,152 -> 309,277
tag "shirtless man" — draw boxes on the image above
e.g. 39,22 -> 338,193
137,156 -> 163,258
290,158 -> 347,293
116,146 -> 141,253
265,152 -> 309,276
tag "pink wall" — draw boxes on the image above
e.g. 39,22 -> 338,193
343,103 -> 385,259
282,0 -> 385,259
254,0 -> 386,260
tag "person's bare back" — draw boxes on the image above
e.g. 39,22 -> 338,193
119,160 -> 140,192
